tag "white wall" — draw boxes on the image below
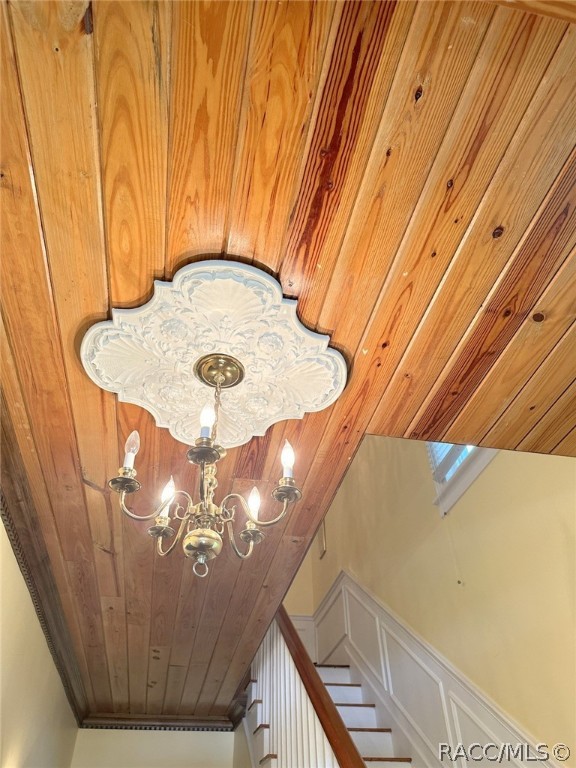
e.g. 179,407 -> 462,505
1,524 -> 78,768
71,729 -> 235,768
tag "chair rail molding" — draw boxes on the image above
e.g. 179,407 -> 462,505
313,570 -> 565,768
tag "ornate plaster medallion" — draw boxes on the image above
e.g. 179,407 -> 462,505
80,260 -> 347,448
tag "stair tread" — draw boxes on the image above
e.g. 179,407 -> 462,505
362,759 -> 411,763
326,682 -> 361,687
349,727 -> 392,733
314,663 -> 350,668
335,702 -> 375,707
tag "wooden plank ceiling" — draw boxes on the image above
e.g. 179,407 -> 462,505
1,0 -> 575,729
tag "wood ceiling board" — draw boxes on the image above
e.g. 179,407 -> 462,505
225,0 -> 335,264
280,0 -> 415,309
480,325 -> 576,449
553,426 -> 576,456
317,1 -> 495,350
400,147 -> 576,444
444,257 -> 576,446
517,379 -> 576,452
2,3 -> 115,711
2,0 -> 576,731
489,0 -> 576,24
166,1 -> 254,263
94,0 -> 171,307
367,24 -> 576,442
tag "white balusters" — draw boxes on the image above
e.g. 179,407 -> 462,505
247,622 -> 339,768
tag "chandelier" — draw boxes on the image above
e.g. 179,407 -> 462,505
81,260 -> 348,578
108,354 -> 302,577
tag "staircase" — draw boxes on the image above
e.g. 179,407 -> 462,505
315,664 -> 412,767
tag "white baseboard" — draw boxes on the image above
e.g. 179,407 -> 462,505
313,570 -> 564,768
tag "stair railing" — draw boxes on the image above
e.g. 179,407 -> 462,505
276,605 -> 365,768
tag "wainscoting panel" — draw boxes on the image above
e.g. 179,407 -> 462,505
385,629 -> 450,753
346,588 -> 384,685
311,571 -> 562,768
316,585 -> 347,663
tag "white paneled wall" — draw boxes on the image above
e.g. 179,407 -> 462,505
247,621 -> 339,768
315,571 -> 565,768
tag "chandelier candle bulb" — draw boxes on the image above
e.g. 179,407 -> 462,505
160,476 -> 176,516
248,487 -> 261,522
200,403 -> 216,438
123,430 -> 140,469
281,440 -> 295,479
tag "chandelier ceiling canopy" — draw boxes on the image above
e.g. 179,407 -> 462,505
80,260 -> 348,448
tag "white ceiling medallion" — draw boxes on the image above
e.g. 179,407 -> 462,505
80,260 -> 348,448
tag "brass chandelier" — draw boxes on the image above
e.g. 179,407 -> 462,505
108,354 -> 302,577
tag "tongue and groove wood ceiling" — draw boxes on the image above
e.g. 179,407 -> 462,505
1,0 -> 575,730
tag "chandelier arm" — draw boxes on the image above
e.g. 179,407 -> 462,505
219,493 -> 290,527
119,491 -> 162,521
225,520 -> 254,560
172,490 -> 194,518
156,513 -> 190,557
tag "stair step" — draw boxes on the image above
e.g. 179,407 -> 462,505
362,759 -> 412,765
326,682 -> 364,704
336,702 -> 377,728
350,728 -> 394,756
315,664 -> 352,685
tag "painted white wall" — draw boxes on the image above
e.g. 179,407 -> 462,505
71,729 -> 235,768
1,524 -> 78,768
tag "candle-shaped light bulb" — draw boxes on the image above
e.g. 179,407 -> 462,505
248,487 -> 261,522
200,403 -> 216,438
281,440 -> 295,479
123,430 -> 140,469
159,476 -> 176,520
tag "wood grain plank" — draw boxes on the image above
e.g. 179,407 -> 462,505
101,596 -> 129,713
367,23 -> 576,442
226,0 -> 335,264
480,325 -> 576,450
95,0 -> 172,710
5,0 -> 115,710
166,1 -> 254,264
321,4 -> 565,354
94,0 -> 171,307
280,0 -> 416,309
517,379 -> 576,452
117,404 -> 160,714
401,147 -> 576,442
487,0 -> 576,24
146,645 -> 170,713
553,427 -> 576,456
443,254 -> 576,445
